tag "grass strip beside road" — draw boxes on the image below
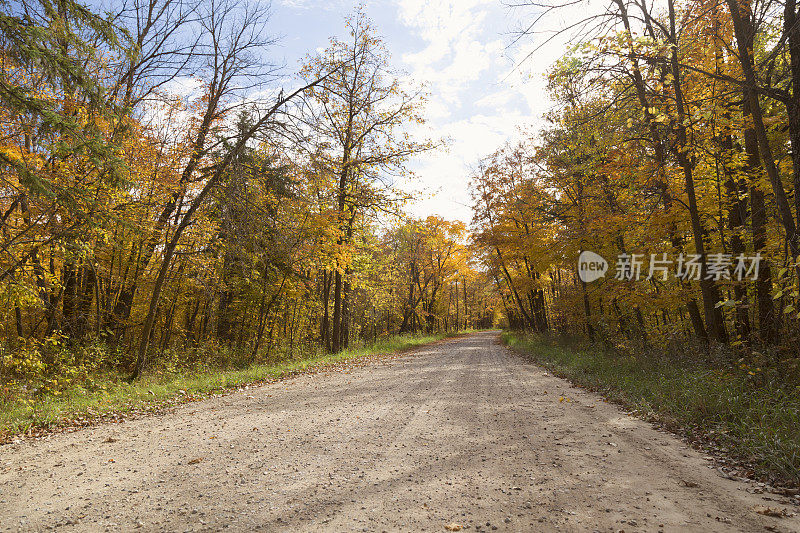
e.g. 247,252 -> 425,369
503,332 -> 800,487
1,333 -> 450,443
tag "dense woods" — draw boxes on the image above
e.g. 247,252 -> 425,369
4,0 -> 800,433
2,0 -> 800,489
474,0 -> 800,359
0,0 -> 496,398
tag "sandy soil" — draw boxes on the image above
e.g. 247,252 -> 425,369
1,331 -> 798,532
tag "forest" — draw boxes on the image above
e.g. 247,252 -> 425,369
2,0 -> 800,478
5,0 -> 800,519
0,0 -> 498,408
475,0 -> 800,356
469,0 -> 800,481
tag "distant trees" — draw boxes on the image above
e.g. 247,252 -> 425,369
475,0 -> 800,351
373,216 -> 495,337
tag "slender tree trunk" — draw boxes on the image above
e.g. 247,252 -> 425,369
742,96 -> 776,343
496,249 -> 535,329
399,260 -> 417,333
14,305 -> 23,337
331,270 -> 342,352
62,260 -> 77,337
720,133 -> 752,340
77,263 -> 96,339
581,278 -> 594,340
185,300 -> 200,347
341,269 -> 351,349
687,299 -> 708,341
320,269 -> 331,352
784,0 -> 800,222
462,278 -> 468,329
668,0 -> 727,343
728,0 -> 799,259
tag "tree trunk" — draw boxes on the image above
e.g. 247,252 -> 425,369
687,299 -> 708,341
331,269 -> 342,352
341,269 -> 351,349
728,0 -> 799,259
784,0 -> 800,222
581,278 -> 594,340
742,98 -> 776,343
668,0 -> 727,343
320,269 -> 331,352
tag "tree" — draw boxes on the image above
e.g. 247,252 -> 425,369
477,0 -> 800,350
299,10 -> 432,352
0,0 -> 128,340
131,0 -> 331,378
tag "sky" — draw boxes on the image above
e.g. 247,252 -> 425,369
268,0 -> 574,223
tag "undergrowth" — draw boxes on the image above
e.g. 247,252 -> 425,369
0,332 -> 449,441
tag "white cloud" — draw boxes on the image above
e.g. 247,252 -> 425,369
474,88 -> 515,110
397,0 -> 501,108
401,112 -> 535,222
278,0 -> 308,7
161,76 -> 205,100
392,0 -> 542,222
389,0 -> 612,222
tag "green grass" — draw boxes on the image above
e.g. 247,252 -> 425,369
503,332 -> 800,486
0,332 -> 449,442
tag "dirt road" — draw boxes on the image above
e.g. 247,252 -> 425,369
1,332 -> 798,532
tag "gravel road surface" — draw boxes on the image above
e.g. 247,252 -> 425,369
1,332 -> 798,532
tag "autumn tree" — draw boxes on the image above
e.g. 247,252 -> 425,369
0,0 -> 128,340
299,10 -> 431,353
478,0 -> 800,352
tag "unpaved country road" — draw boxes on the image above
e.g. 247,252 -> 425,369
1,332 -> 798,532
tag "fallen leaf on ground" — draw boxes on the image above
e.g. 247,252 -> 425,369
754,506 -> 795,518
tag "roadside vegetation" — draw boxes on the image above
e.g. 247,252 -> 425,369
468,0 -> 800,490
1,333 -> 450,442
504,332 -> 800,486
0,0 -> 500,436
